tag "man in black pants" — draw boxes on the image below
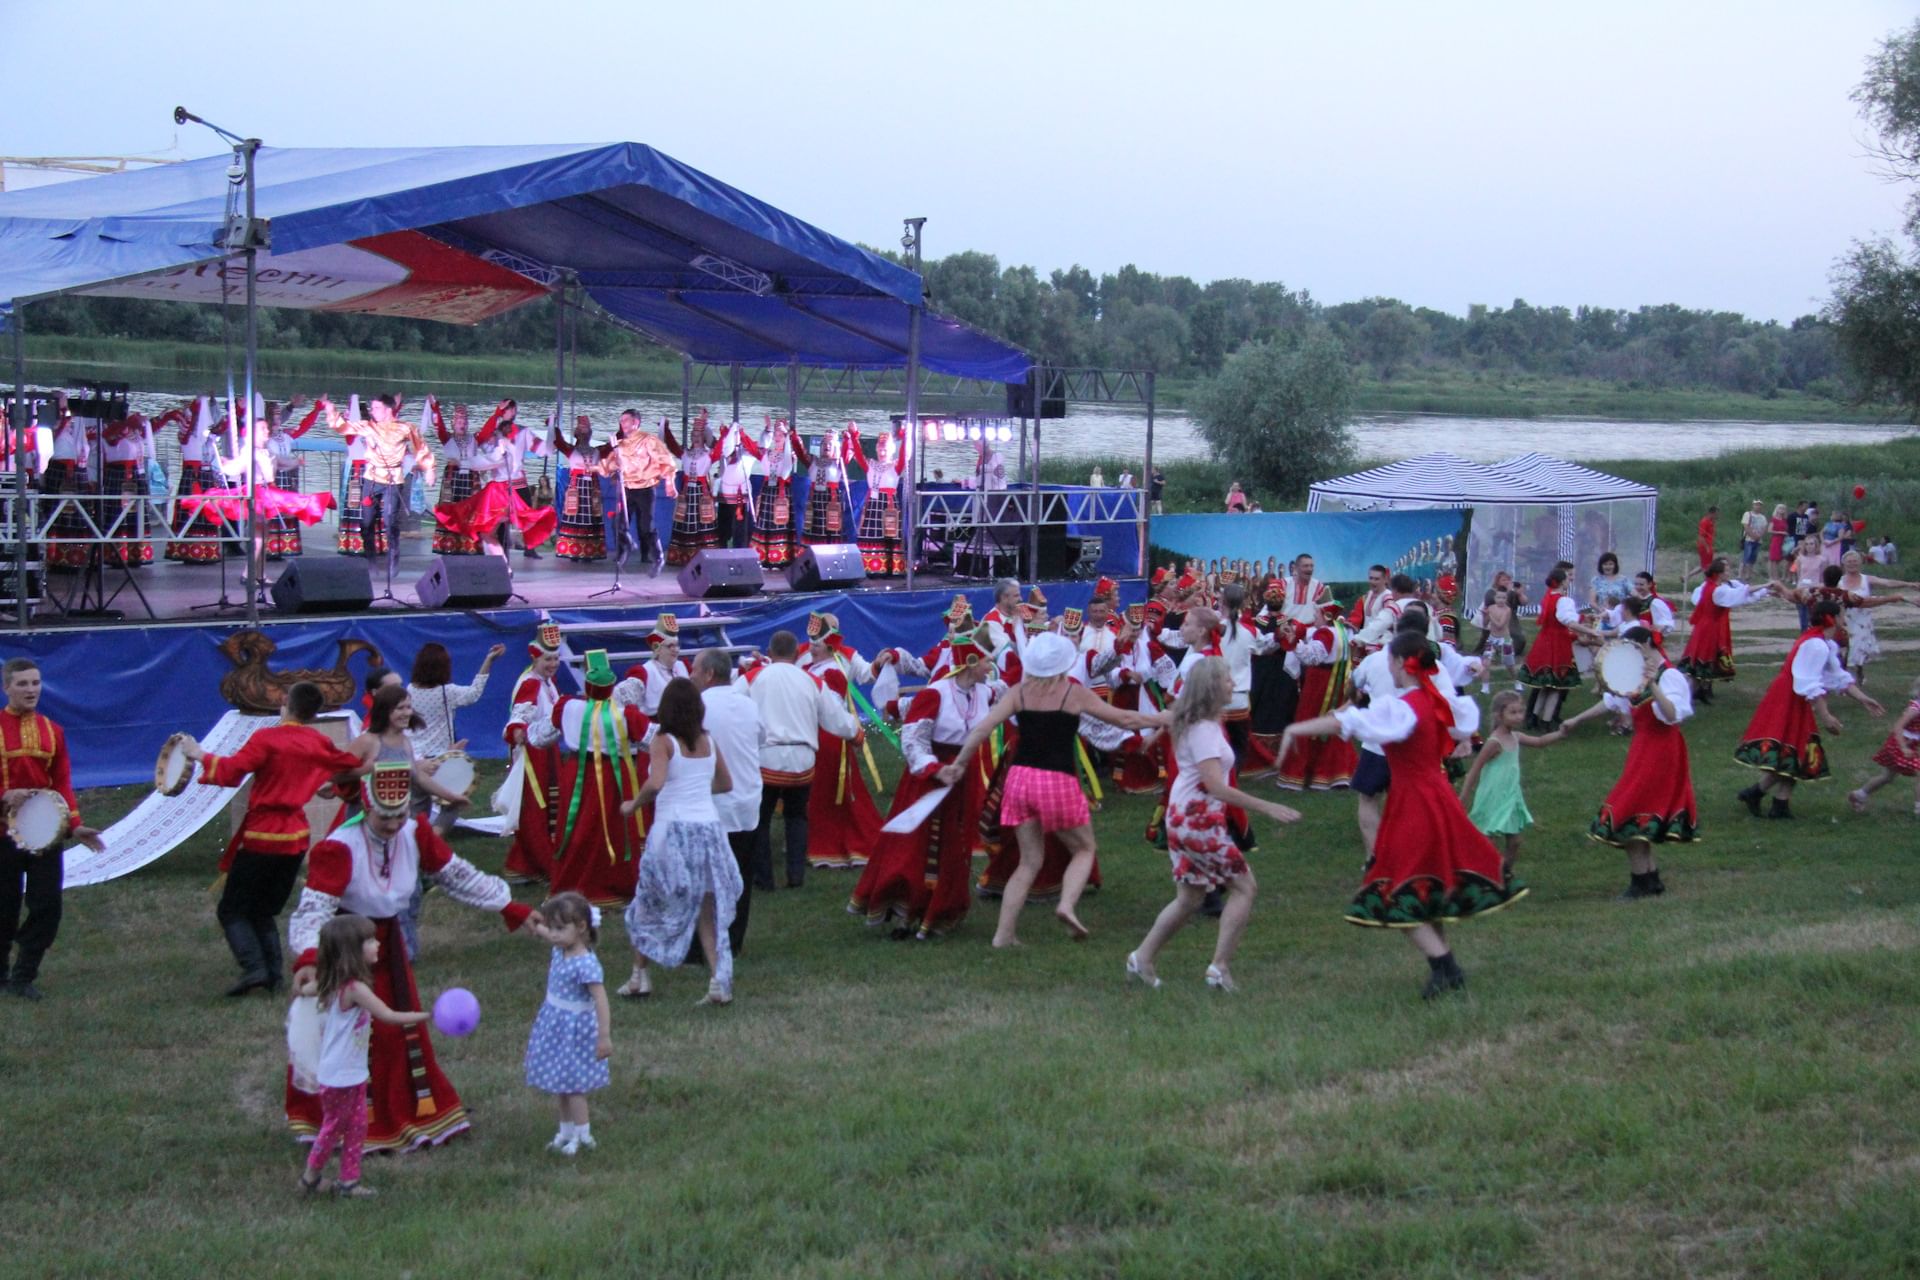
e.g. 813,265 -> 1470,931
604,410 -> 672,574
692,648 -> 762,953
0,657 -> 105,1001
747,630 -> 860,889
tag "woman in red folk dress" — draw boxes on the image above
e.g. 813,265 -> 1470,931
1518,567 -> 1602,730
539,650 -> 648,909
796,613 -> 884,871
848,422 -> 908,577
286,762 -> 533,1152
1273,603 -> 1357,791
1676,557 -> 1772,704
1282,633 -> 1527,999
501,624 -> 566,884
849,630 -> 997,938
1734,599 -> 1885,819
1561,626 -> 1699,900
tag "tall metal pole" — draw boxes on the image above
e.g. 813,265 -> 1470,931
11,306 -> 26,630
902,216 -> 926,592
241,139 -> 261,626
1027,368 -> 1040,583
680,357 -> 691,433
729,361 -> 742,424
1142,370 -> 1155,578
553,283 -> 568,445
785,355 -> 798,438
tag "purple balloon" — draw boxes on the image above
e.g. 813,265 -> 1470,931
432,987 -> 481,1037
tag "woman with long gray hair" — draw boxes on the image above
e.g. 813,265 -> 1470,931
1125,657 -> 1300,990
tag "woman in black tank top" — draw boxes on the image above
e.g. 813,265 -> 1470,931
938,633 -> 1165,947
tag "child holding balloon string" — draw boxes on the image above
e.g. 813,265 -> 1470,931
523,891 -> 612,1156
298,914 -> 433,1198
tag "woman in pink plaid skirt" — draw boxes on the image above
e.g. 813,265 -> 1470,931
937,633 -> 1164,947
1125,657 -> 1300,991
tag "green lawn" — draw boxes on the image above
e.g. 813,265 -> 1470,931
5,646 -> 1920,1277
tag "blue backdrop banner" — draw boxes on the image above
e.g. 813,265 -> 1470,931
1148,510 -> 1468,592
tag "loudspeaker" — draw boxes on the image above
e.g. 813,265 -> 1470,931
787,543 -> 866,593
1006,372 -> 1067,420
271,558 -> 373,614
677,547 -> 764,599
415,555 -> 512,608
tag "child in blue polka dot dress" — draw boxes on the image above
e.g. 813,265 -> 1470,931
524,891 -> 612,1155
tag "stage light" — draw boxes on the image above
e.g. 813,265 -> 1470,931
924,423 -> 940,443
943,423 -> 961,441
968,425 -> 983,442
996,425 -> 1014,443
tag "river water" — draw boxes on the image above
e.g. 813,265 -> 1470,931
100,378 -> 1918,471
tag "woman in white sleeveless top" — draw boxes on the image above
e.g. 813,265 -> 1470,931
621,676 -> 742,1004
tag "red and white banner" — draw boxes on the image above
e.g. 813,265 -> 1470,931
82,230 -> 549,325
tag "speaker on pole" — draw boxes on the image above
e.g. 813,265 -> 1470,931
415,555 -> 513,609
677,547 -> 764,600
271,558 -> 374,614
787,543 -> 866,593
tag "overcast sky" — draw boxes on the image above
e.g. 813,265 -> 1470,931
6,0 -> 1912,322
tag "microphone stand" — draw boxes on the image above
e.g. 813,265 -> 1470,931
590,449 -> 632,600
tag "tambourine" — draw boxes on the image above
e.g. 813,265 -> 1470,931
427,749 -> 476,798
154,733 -> 194,797
7,789 -> 70,853
1596,640 -> 1652,698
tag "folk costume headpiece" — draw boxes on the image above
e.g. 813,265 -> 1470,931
1061,606 -> 1085,636
528,621 -> 562,660
363,761 -> 414,818
583,649 -> 616,693
646,614 -> 679,650
1092,576 -> 1118,601
1125,602 -> 1147,626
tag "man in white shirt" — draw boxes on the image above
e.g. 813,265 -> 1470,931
747,629 -> 861,890
1278,554 -> 1334,628
693,647 -> 765,954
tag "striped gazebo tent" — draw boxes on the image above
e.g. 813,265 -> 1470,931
1308,450 -> 1657,621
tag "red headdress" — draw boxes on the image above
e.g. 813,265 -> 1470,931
645,613 -> 679,650
527,621 -> 562,660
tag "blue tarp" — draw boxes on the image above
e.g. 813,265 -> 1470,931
0,143 -> 1029,381
19,579 -> 1144,790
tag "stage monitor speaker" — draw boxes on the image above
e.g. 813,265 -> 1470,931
271,558 -> 373,615
1007,372 -> 1067,420
788,543 -> 866,593
677,547 -> 764,599
415,555 -> 513,609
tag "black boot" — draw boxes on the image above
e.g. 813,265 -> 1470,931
1647,869 -> 1667,895
1737,785 -> 1764,817
1696,682 -> 1713,705
1617,872 -> 1657,902
256,922 -> 285,994
1768,798 -> 1794,820
222,918 -> 269,996
1421,952 -> 1466,1000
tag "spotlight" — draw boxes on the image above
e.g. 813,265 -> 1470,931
967,425 -> 983,442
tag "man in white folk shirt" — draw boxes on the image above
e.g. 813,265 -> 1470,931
691,647 -> 765,955
747,629 -> 861,891
1278,553 -> 1335,629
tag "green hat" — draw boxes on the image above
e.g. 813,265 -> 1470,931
583,649 -> 615,689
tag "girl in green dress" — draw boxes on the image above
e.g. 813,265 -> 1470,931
1459,691 -> 1567,877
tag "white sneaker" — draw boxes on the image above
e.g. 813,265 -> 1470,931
546,1133 -> 571,1154
615,968 -> 652,998
574,1133 -> 597,1152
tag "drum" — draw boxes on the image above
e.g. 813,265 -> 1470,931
7,790 -> 70,852
1596,640 -> 1651,698
428,749 -> 476,798
154,733 -> 194,797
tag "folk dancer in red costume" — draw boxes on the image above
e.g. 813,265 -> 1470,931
184,408 -> 339,581
319,395 -> 435,585
1348,564 -> 1393,637
42,396 -> 95,571
181,681 -> 368,995
712,421 -> 758,550
616,614 -> 691,718
1556,626 -> 1698,900
100,410 -> 157,567
1278,553 -> 1334,630
168,395 -> 229,563
1249,581 -> 1303,766
287,761 -> 533,1152
750,417 -> 806,567
1274,602 -> 1359,791
849,627 -> 998,937
328,395 -> 387,559
802,423 -> 858,548
979,578 -> 1029,675
1518,567 -> 1604,730
938,633 -> 1162,947
1607,572 -> 1677,661
1110,598 -> 1177,796
1676,557 -> 1771,705
502,623 -> 566,884
1283,632 -> 1526,999
848,421 -> 908,576
870,594 -> 977,719
265,398 -> 321,559
796,612 -> 885,871
433,400 -> 557,569
1696,505 -> 1718,574
1734,599 -> 1885,820
427,398 -> 486,556
552,415 -> 607,562
663,409 -> 721,566
1214,583 -> 1283,772
0,657 -> 104,1002
532,651 -> 648,912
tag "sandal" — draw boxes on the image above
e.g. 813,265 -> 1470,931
296,1170 -> 327,1195
332,1180 -> 378,1199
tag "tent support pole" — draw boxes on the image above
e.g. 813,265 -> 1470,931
12,306 -> 26,630
902,217 -> 926,593
785,354 -> 798,438
729,362 -> 741,424
1027,373 -> 1040,582
241,138 -> 261,627
553,283 -> 567,448
1142,370 -> 1155,577
680,357 -> 690,433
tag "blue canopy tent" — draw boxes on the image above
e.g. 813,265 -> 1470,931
0,142 -> 1032,619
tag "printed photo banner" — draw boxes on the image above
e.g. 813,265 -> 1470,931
1148,509 -> 1471,598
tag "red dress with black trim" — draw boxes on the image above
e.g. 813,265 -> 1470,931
1677,576 -> 1737,682
1275,625 -> 1357,790
545,697 -> 650,907
504,675 -> 560,883
1518,591 -> 1580,689
1341,687 -> 1528,927
804,662 -> 883,869
1734,628 -> 1838,780
1590,669 -> 1699,846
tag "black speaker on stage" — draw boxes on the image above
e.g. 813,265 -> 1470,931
788,543 -> 866,593
271,558 -> 373,614
415,555 -> 513,609
1005,372 -> 1067,420
677,547 -> 764,599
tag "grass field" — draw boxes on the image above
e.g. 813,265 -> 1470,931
5,615 -> 1920,1277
